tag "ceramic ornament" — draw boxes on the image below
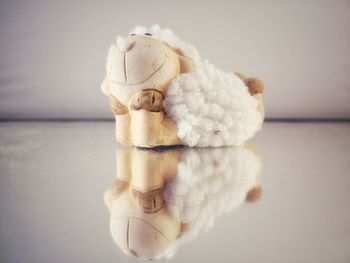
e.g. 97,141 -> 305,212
101,25 -> 265,147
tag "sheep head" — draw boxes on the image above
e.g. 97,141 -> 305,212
102,33 -> 195,107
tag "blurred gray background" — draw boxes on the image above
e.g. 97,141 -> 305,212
0,0 -> 349,120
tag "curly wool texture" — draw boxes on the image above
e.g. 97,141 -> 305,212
159,146 -> 261,258
165,62 -> 262,146
129,25 -> 263,147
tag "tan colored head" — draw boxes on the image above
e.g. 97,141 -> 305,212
102,33 -> 195,105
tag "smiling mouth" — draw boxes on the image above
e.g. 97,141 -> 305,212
109,55 -> 167,86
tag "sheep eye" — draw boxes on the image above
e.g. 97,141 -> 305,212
130,33 -> 136,36
144,33 -> 152,36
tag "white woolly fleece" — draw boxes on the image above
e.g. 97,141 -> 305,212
127,25 -> 263,147
159,146 -> 262,258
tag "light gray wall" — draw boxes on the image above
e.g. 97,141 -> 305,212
0,0 -> 349,120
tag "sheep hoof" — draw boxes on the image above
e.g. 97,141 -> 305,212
245,78 -> 264,95
130,89 -> 164,112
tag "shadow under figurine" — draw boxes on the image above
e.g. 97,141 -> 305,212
101,25 -> 264,148
104,145 -> 263,260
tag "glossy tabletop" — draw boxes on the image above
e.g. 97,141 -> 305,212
0,122 -> 349,263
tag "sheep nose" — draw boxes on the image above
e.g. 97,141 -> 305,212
118,40 -> 135,52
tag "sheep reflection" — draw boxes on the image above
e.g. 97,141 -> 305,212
104,145 -> 262,260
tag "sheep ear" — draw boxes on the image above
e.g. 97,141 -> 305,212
178,55 -> 196,73
108,44 -> 116,57
173,48 -> 195,73
101,78 -> 110,96
103,189 -> 113,211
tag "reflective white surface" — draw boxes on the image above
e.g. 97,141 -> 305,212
0,122 -> 349,262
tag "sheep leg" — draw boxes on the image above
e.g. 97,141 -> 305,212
130,110 -> 181,148
235,72 -> 265,118
108,95 -> 132,145
235,72 -> 264,95
128,89 -> 181,147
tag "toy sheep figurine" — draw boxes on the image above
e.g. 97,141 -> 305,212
101,25 -> 264,147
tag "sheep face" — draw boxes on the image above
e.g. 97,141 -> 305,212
106,35 -> 181,105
